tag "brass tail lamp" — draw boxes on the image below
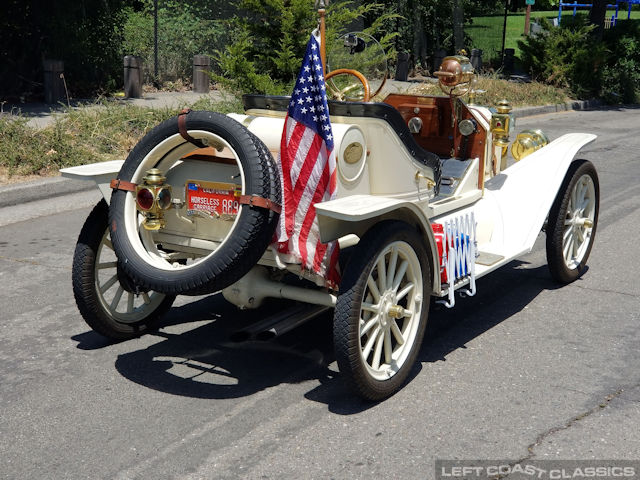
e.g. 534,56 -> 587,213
136,168 -> 172,231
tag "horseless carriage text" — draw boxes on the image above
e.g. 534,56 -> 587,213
62,4 -> 599,400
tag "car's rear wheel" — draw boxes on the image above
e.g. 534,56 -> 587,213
333,221 -> 430,401
546,160 -> 599,283
72,200 -> 175,340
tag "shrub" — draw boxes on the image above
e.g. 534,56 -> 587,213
600,21 -> 640,103
518,17 -> 606,99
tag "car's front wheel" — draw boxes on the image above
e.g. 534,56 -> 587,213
546,160 -> 599,283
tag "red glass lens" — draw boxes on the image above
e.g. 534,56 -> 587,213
136,188 -> 154,210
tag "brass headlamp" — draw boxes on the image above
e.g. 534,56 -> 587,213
511,129 -> 550,161
136,168 -> 172,231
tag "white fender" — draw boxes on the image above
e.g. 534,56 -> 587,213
315,195 -> 442,292
483,132 -> 596,258
60,160 -> 124,201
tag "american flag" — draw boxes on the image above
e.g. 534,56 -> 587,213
275,31 -> 340,287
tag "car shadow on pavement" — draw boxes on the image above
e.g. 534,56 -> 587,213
304,261 -> 567,414
73,260 -> 568,412
92,295 -> 338,400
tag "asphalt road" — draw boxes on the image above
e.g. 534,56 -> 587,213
1,107 -> 639,479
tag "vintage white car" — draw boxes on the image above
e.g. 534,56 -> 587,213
61,27 -> 598,401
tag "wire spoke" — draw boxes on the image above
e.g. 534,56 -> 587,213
103,238 -> 114,251
386,247 -> 398,290
563,234 -> 573,261
367,276 -> 381,303
99,274 -> 119,294
383,329 -> 392,365
360,315 -> 379,337
362,325 -> 381,360
97,261 -> 118,270
110,286 -> 124,310
361,302 -> 378,314
396,282 -> 414,302
390,319 -> 405,345
141,292 -> 151,305
127,292 -> 134,313
391,260 -> 409,292
377,257 -> 387,294
371,331 -> 385,370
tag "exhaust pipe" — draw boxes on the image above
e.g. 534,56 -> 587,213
231,304 -> 330,342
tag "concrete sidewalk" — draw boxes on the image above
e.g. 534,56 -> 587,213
2,90 -> 225,129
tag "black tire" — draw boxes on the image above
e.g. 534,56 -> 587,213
333,221 -> 431,401
109,111 -> 280,295
546,160 -> 599,284
72,200 -> 175,340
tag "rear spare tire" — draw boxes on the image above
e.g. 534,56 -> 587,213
109,111 -> 280,295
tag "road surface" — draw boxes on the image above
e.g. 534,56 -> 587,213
1,107 -> 639,479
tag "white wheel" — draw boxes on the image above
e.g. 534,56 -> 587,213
546,160 -> 599,283
334,221 -> 430,400
561,173 -> 597,269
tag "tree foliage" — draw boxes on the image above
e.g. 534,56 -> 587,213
122,0 -> 226,84
1,0 -> 137,101
214,0 -> 399,94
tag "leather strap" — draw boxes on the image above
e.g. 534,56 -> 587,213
238,195 -> 281,214
178,108 -> 207,149
110,179 -> 137,192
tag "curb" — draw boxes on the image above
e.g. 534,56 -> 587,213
513,99 -> 602,118
0,99 -> 605,208
0,176 -> 94,209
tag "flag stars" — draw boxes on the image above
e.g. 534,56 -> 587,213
304,65 -> 310,72
301,107 -> 307,114
298,98 -> 304,105
302,87 -> 309,94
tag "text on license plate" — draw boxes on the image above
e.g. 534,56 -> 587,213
186,180 -> 241,217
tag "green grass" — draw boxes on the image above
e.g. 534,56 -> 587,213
0,96 -> 243,178
468,9 -> 640,63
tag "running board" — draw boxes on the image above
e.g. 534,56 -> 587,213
476,251 -> 504,266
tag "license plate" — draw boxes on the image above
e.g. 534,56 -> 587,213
186,180 -> 241,218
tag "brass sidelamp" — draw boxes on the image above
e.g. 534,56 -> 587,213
136,168 -> 172,231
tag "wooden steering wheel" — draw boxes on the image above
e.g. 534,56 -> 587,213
325,68 -> 371,102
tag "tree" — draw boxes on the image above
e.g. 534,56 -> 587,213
452,0 -> 464,53
589,0 -> 607,39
